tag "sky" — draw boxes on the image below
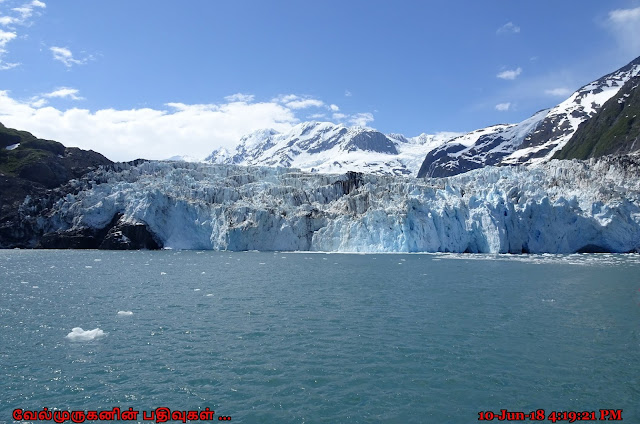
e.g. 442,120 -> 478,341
0,0 -> 639,161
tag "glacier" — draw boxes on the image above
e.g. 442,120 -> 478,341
27,157 -> 640,253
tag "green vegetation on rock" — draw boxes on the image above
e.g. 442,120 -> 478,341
0,122 -> 112,187
554,76 -> 640,160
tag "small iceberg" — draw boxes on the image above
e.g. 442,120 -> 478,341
117,310 -> 133,316
66,327 -> 105,341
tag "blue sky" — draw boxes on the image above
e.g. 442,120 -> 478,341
0,1 -> 639,161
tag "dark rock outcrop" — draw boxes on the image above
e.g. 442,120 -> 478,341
0,122 -> 116,248
335,171 -> 364,195
0,175 -> 46,248
38,213 -> 162,250
99,221 -> 161,250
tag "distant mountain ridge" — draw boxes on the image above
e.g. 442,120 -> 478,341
197,56 -> 640,179
205,121 -> 460,177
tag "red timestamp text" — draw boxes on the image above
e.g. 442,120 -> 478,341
478,408 -> 623,422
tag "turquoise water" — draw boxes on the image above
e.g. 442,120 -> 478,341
1,250 -> 639,423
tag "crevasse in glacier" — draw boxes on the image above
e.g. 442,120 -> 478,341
32,157 -> 640,253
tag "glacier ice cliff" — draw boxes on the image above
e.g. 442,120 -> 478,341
24,156 -> 640,253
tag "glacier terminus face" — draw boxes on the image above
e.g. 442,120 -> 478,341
26,156 -> 640,254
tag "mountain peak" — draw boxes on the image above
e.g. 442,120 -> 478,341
205,122 -> 456,176
418,56 -> 640,177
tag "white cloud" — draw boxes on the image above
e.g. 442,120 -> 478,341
9,0 -> 45,21
0,0 -> 45,26
609,7 -> 640,22
26,87 -> 83,107
330,110 -> 375,127
496,67 -> 522,80
0,91 -> 300,161
344,90 -> 352,97
0,61 -> 18,69
495,102 -> 511,111
0,91 -> 375,161
308,113 -> 326,120
0,28 -> 17,69
606,7 -> 640,56
50,46 -> 88,67
29,97 -> 47,107
43,87 -> 83,100
349,112 -> 374,127
286,98 -> 324,109
0,1 -> 46,69
0,28 -> 16,51
0,16 -> 18,26
497,22 -> 520,35
224,93 -> 254,103
274,94 -> 299,103
329,104 -> 339,112
273,94 -> 325,109
12,7 -> 31,18
544,87 -> 572,97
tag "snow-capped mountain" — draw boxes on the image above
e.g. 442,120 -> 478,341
23,156 -> 640,253
554,75 -> 640,160
417,110 -> 548,177
205,121 -> 460,177
418,56 -> 640,177
198,56 -> 640,180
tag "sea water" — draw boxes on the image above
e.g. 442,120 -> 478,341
1,250 -> 639,423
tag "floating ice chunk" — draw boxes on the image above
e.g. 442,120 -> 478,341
85,266 -> 92,269
160,272 -> 167,275
66,327 -> 105,341
32,286 -> 39,288
20,281 -> 28,284
117,311 -> 133,316
194,289 -> 201,291
206,294 -> 214,297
